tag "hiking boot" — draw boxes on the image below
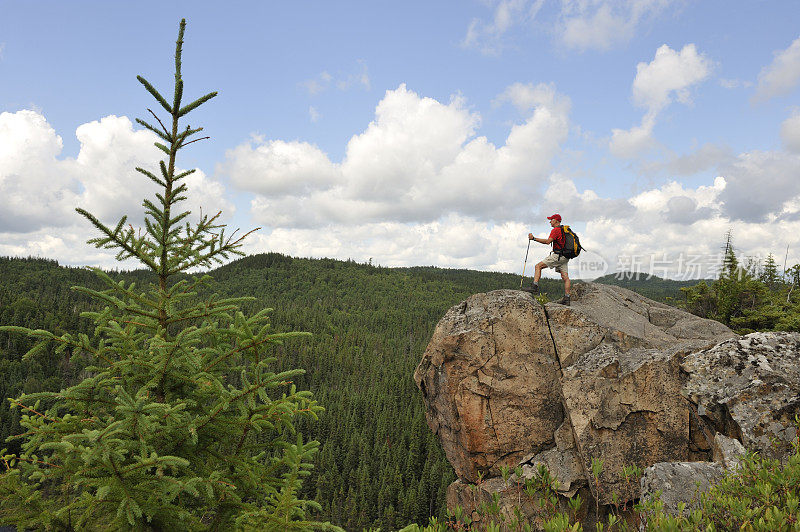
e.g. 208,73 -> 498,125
556,295 -> 571,306
521,284 -> 540,294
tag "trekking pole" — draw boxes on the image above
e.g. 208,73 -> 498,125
519,238 -> 532,288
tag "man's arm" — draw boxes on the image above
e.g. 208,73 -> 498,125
528,232 -> 554,245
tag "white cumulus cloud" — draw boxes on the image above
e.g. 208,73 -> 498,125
609,116 -> 658,158
0,110 -> 77,232
753,36 -> 800,103
494,81 -> 569,113
632,43 -> 712,112
0,110 -> 233,267
221,137 -> 341,197
543,175 -> 635,221
717,150 -> 800,222
224,83 -> 571,229
610,44 -> 712,158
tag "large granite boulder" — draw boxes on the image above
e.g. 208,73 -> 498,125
551,283 -> 735,504
413,290 -> 564,482
415,282 -> 740,520
682,332 -> 800,462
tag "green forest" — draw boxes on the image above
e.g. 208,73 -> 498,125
0,254 -> 567,530
2,240 -> 798,529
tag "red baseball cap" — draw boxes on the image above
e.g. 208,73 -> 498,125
547,213 -> 562,221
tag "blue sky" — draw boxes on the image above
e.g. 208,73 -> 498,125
2,1 -> 800,279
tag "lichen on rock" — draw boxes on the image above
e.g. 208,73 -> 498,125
682,331 -> 800,462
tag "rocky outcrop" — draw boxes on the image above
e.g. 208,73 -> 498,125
414,282 -> 800,525
682,331 -> 800,462
413,290 -> 563,482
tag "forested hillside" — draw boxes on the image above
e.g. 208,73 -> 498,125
0,253 -> 566,530
6,244 -> 797,530
0,257 -> 155,455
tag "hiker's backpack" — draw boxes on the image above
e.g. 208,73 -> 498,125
558,225 -> 582,259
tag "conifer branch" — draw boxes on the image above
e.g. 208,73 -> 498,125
134,118 -> 170,142
135,167 -> 166,187
174,168 -> 196,180
159,160 -> 170,180
180,135 -> 211,147
155,341 -> 183,399
178,92 -> 218,117
171,183 -> 188,197
165,305 -> 237,326
190,377 -> 293,437
174,79 -> 184,114
147,108 -> 170,135
71,287 -> 160,321
169,210 -> 191,226
12,456 -> 61,469
231,227 -> 261,247
177,126 -> 204,143
136,76 -> 172,114
174,20 -> 185,105
61,395 -> 116,407
235,424 -> 251,453
202,335 -> 283,372
121,320 -> 153,328
9,399 -> 57,422
75,208 -> 159,271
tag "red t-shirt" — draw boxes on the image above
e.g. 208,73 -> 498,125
549,227 -> 565,251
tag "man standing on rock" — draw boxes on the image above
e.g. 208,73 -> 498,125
523,214 -> 571,305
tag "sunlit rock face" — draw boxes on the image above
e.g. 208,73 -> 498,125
413,289 -> 563,483
415,283 -> 798,526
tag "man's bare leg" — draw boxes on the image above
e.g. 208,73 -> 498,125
521,262 -> 547,294
555,270 -> 571,305
533,262 -> 546,284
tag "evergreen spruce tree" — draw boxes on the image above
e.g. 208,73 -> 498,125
761,253 -> 780,288
715,231 -> 747,325
0,20 -> 339,531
